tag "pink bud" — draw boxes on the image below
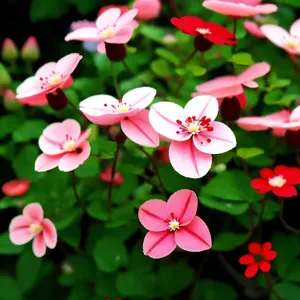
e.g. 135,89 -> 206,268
21,36 -> 40,61
2,38 -> 18,61
133,0 -> 161,21
100,166 -> 123,186
2,179 -> 31,196
3,89 -> 16,101
3,88 -> 22,112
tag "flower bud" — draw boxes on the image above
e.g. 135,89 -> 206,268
21,36 -> 40,62
3,89 -> 22,112
214,163 -> 227,173
46,89 -> 69,110
2,38 -> 18,61
0,63 -> 12,86
133,0 -> 161,21
105,43 -> 127,62
221,97 -> 241,121
100,166 -> 123,186
194,35 -> 213,52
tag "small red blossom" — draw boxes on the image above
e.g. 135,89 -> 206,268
100,166 -> 123,186
153,146 -> 170,164
239,242 -> 277,278
2,179 -> 31,197
251,165 -> 300,198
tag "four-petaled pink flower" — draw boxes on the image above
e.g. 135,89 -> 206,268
202,0 -> 277,18
261,19 -> 300,56
193,62 -> 270,109
9,203 -> 57,257
16,53 -> 82,106
65,8 -> 138,54
138,189 -> 212,259
149,96 -> 236,178
35,119 -> 91,172
79,87 -> 159,147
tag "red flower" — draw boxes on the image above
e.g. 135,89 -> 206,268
171,16 -> 237,45
251,165 -> 300,198
239,242 -> 277,278
1,179 -> 31,197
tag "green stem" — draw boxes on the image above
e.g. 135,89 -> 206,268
257,196 -> 268,241
71,171 -> 86,212
168,0 -> 180,17
265,273 -> 281,300
111,62 -> 121,98
25,61 -> 33,75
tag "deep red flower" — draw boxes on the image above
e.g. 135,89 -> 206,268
171,16 -> 237,45
100,166 -> 123,186
239,242 -> 277,278
251,165 -> 300,198
1,179 -> 31,197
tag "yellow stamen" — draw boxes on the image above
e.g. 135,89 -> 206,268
29,223 -> 43,235
169,220 -> 180,231
118,104 -> 129,113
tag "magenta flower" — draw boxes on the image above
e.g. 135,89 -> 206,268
9,203 -> 57,257
35,119 -> 91,172
193,62 -> 270,108
138,189 -> 212,259
149,96 -> 236,178
79,87 -> 159,147
261,19 -> 300,55
16,53 -> 82,106
244,20 -> 265,39
65,8 -> 138,53
202,0 -> 277,18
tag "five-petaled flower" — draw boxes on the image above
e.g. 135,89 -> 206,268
251,165 -> 300,198
35,119 -> 91,172
149,95 -> 236,178
138,189 -> 212,259
9,203 -> 57,257
16,53 -> 82,106
79,87 -> 159,148
239,242 -> 277,278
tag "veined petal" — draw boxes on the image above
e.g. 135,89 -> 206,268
23,203 -> 44,222
96,8 -> 121,29
55,53 -> 82,77
115,9 -> 138,31
122,87 -> 156,110
65,27 -> 99,42
32,233 -> 46,257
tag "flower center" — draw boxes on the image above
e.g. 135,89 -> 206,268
29,223 -> 43,235
196,28 -> 211,35
98,26 -> 116,39
169,219 -> 180,231
39,71 -> 63,89
118,104 -> 129,113
60,134 -> 77,152
102,99 -> 132,114
283,36 -> 300,49
268,175 -> 287,188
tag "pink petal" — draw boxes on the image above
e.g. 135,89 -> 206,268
62,76 -> 73,88
244,21 -> 265,39
169,139 -> 212,179
58,141 -> 90,172
121,109 -> 159,147
96,8 -> 121,29
166,189 -> 198,226
243,80 -> 258,88
196,75 -> 238,94
32,233 -> 46,257
290,19 -> 300,37
35,153 -> 62,172
23,203 -> 44,222
289,106 -> 300,122
65,27 -> 99,42
193,121 -> 236,154
175,216 -> 212,252
42,219 -> 57,249
105,27 -> 134,43
122,87 -> 156,110
261,25 -> 291,50
149,102 -> 189,141
61,119 -> 81,140
138,200 -> 168,231
143,231 -> 176,259
76,129 -> 91,147
97,42 -> 106,54
184,96 -> 219,122
9,216 -> 32,231
71,20 -> 96,30
10,228 -> 34,245
115,9 -> 138,31
55,53 -> 82,77
238,62 -> 271,85
36,62 -> 56,79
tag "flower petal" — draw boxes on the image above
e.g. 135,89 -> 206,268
290,19 -> 300,37
42,219 -> 57,249
115,8 -> 138,31
105,27 -> 134,43
244,21 -> 265,39
264,250 -> 277,261
248,242 -> 261,255
96,8 -> 121,29
272,185 -> 297,198
122,87 -> 156,110
175,216 -> 212,252
65,27 -> 99,42
138,200 -> 168,232
239,254 -> 256,265
76,129 -> 91,147
9,216 -> 32,231
55,53 -> 82,77
10,228 -> 34,245
143,231 -> 176,259
261,25 -> 291,50
260,168 -> 274,179
238,62 -> 270,85
259,261 -> 271,273
32,233 -> 47,257
245,263 -> 259,278
35,153 -> 62,172
251,178 -> 272,194
23,203 -> 44,222
261,242 -> 272,254
36,62 -> 56,79
171,16 -> 204,36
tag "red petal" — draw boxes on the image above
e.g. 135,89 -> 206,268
171,16 -> 204,36
245,263 -> 259,278
261,242 -> 272,254
236,93 -> 247,109
274,165 -> 289,176
272,185 -> 297,198
260,168 -> 273,179
251,178 -> 272,194
248,242 -> 261,255
279,166 -> 300,185
239,254 -> 255,265
259,261 -> 271,273
264,250 -> 277,261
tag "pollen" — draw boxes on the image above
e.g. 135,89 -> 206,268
196,28 -> 211,35
49,75 -> 62,85
101,28 -> 115,39
118,104 -> 129,113
29,223 -> 43,235
285,39 -> 299,49
268,176 -> 287,188
169,219 -> 180,231
63,140 -> 76,152
188,123 -> 200,134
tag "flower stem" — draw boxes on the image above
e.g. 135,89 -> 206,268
71,171 -> 86,212
257,196 -> 269,240
111,62 -> 121,98
168,0 -> 180,17
279,197 -> 300,235
232,18 -> 238,53
265,273 -> 281,300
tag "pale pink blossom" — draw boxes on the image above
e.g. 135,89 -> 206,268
2,179 -> 31,197
16,53 -> 82,106
261,19 -> 300,55
133,0 -> 161,21
138,189 -> 212,259
9,203 -> 57,257
79,87 -> 159,147
202,0 -> 277,18
35,119 -> 91,172
244,21 -> 265,38
193,62 -> 270,109
65,8 -> 138,54
149,96 -> 236,178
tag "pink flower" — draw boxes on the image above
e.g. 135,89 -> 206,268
244,21 -> 265,38
2,179 -> 31,197
16,53 -> 82,106
21,36 -> 40,61
79,87 -> 159,147
100,166 -> 123,185
138,189 -> 212,259
202,0 -> 277,18
261,19 -> 300,55
35,119 -> 91,172
9,203 -> 57,257
133,0 -> 161,21
193,62 -> 270,109
65,8 -> 138,54
149,96 -> 236,178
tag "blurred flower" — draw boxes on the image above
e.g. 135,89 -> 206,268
9,203 -> 57,257
162,33 -> 177,45
193,62 -> 270,108
153,146 -> 170,164
21,36 -> 40,61
214,163 -> 227,173
2,179 -> 31,197
239,242 -> 277,278
0,63 -> 12,86
133,0 -> 161,21
100,166 -> 123,186
261,19 -> 300,56
35,119 -> 91,172
2,38 -> 19,61
79,87 -> 159,147
98,5 -> 129,15
61,262 -> 73,274
138,189 -> 212,259
3,89 -> 21,112
149,96 -> 236,178
16,53 -> 82,106
202,0 -> 277,18
244,21 -> 265,38
251,165 -> 300,198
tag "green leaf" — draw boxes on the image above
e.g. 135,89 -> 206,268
140,24 -> 168,43
0,276 -> 22,300
0,115 -> 23,139
155,48 -> 180,65
59,223 -> 81,248
93,237 -> 128,273
229,52 -> 254,65
237,147 -> 264,159
151,59 -> 172,76
274,0 -> 300,8
285,259 -> 300,282
67,284 -> 92,300
274,282 -> 300,300
72,78 -> 104,98
213,232 -> 248,251
0,232 -> 23,255
16,251 -> 42,293
87,200 -> 109,221
95,273 -> 119,298
128,243 -> 154,272
75,157 -> 100,178
12,119 -> 47,142
187,65 -> 207,77
93,136 -> 116,159
68,0 -> 99,14
53,208 -> 82,230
